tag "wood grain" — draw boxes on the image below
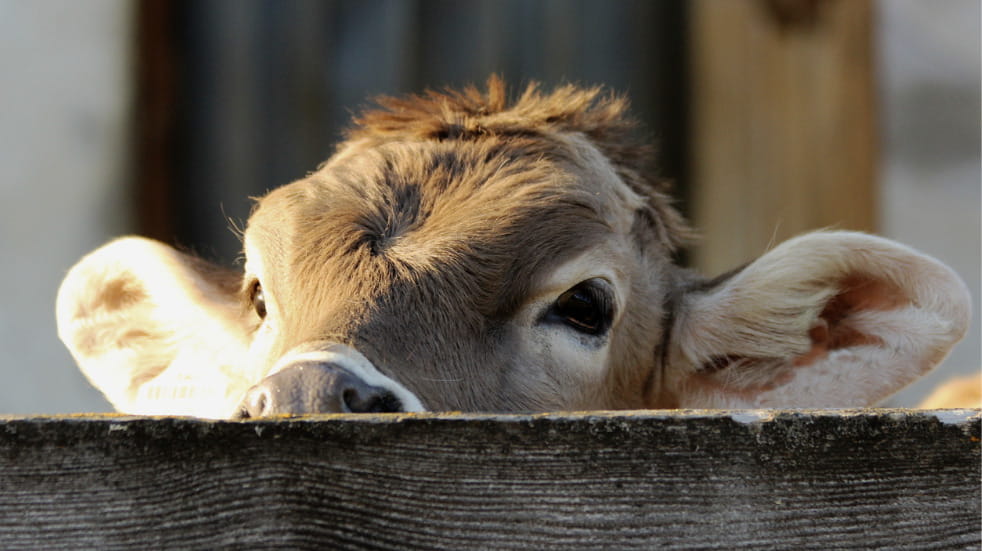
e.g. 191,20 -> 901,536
0,410 -> 978,550
689,0 -> 877,276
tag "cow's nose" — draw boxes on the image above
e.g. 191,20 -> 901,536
235,364 -> 404,418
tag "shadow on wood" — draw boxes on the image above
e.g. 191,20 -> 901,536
0,410 -> 978,549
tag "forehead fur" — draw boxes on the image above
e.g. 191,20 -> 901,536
246,78 -> 689,342
253,139 -> 615,328
348,76 -> 690,249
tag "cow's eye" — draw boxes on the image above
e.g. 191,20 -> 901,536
250,281 -> 267,319
551,279 -> 613,336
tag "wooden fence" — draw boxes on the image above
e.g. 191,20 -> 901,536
1,410 -> 978,549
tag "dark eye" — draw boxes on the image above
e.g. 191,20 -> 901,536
250,281 -> 267,319
550,279 -> 613,336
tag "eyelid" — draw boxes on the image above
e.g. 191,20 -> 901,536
573,279 -> 615,331
574,278 -> 616,315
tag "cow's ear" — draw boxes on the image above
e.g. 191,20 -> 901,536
56,237 -> 255,418
666,231 -> 971,408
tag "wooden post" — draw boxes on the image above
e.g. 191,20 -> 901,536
133,0 -> 179,243
689,0 -> 877,275
0,411 -> 977,549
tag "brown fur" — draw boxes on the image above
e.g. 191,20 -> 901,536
243,78 -> 689,411
349,76 -> 692,251
56,78 -> 971,417
918,373 -> 982,408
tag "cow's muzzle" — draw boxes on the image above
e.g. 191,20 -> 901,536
233,343 -> 425,418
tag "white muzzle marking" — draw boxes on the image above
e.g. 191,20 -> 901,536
269,342 -> 426,412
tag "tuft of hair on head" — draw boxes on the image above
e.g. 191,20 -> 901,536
348,76 -> 692,252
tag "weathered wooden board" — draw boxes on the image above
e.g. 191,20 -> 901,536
0,410 -> 978,550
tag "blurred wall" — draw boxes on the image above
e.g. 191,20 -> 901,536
159,0 -> 688,266
0,0 -> 129,412
877,0 -> 981,405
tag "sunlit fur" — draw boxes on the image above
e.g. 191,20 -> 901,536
56,78 -> 971,418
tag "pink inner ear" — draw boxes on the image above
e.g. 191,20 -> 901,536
688,274 -> 916,399
795,275 -> 907,367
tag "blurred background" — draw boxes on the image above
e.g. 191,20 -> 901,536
0,0 -> 977,413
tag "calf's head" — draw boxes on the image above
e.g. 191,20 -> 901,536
56,79 -> 971,418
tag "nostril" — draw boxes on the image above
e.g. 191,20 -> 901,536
341,388 -> 358,413
236,363 -> 408,417
342,386 -> 403,413
369,391 -> 403,413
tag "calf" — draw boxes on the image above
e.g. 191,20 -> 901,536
919,374 -> 982,409
56,78 -> 971,418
